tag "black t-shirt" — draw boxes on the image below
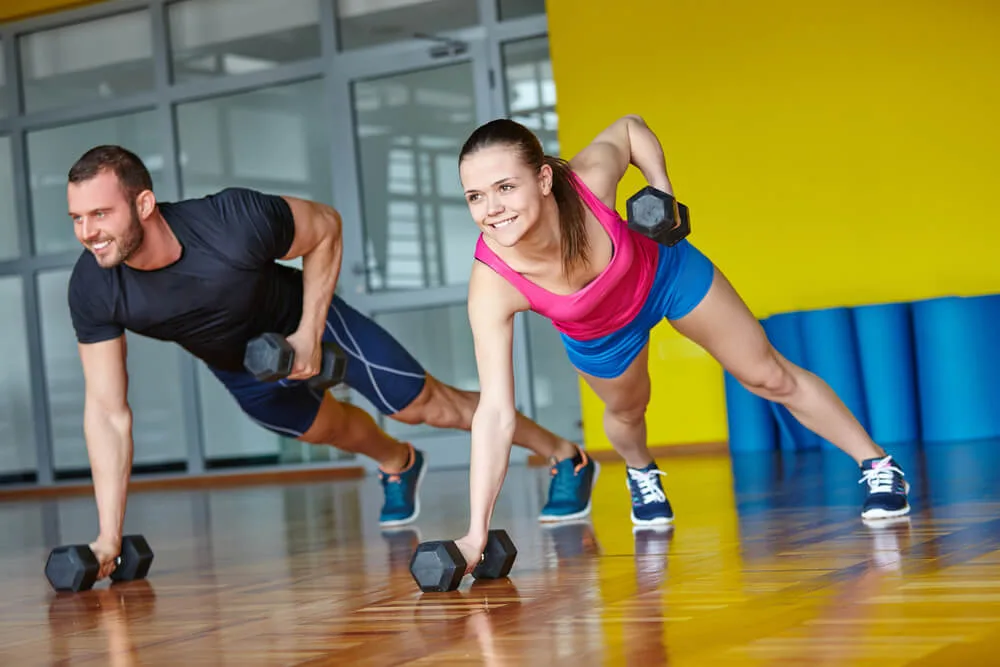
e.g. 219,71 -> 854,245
68,187 -> 305,372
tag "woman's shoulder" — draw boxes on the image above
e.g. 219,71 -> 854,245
567,151 -> 620,212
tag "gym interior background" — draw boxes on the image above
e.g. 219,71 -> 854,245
0,0 -> 997,490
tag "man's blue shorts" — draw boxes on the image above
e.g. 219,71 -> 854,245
560,240 -> 716,380
208,295 -> 427,438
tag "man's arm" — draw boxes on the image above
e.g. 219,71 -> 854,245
279,196 -> 344,380
570,114 -> 674,204
79,335 -> 134,577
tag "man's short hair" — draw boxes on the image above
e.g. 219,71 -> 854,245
68,145 -> 153,202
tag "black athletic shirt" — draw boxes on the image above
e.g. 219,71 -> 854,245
68,187 -> 305,373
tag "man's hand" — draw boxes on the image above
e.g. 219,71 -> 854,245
284,328 -> 322,381
90,536 -> 121,581
455,534 -> 486,576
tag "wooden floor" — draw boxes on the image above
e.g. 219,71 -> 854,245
2,439 -> 999,666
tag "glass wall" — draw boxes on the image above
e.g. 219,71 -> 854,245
167,0 -> 322,83
352,62 -> 478,292
0,0 -> 559,485
18,10 -> 155,113
335,0 -> 479,52
0,39 -> 7,118
0,135 -> 18,261
0,277 -> 36,479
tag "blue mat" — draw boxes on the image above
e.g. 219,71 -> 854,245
724,370 -> 777,452
911,295 -> 1000,442
761,312 -> 821,451
798,306 -> 870,450
852,302 -> 920,444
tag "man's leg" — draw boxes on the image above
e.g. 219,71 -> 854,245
207,363 -> 419,526
323,295 -> 594,523
389,373 -> 578,462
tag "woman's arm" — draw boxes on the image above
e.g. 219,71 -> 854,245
457,261 -> 528,570
570,114 -> 674,203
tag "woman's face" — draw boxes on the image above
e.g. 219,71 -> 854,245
460,144 -> 550,247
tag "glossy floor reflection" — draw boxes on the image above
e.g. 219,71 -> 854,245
2,439 -> 1000,665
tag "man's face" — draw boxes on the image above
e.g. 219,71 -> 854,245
68,169 -> 144,268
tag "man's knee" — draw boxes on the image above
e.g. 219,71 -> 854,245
391,376 -> 477,431
298,394 -> 349,445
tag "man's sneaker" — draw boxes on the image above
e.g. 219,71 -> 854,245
626,462 -> 674,526
378,444 -> 426,527
858,455 -> 910,520
538,447 -> 599,523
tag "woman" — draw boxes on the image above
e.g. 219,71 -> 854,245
453,115 -> 909,569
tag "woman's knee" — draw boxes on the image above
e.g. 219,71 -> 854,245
736,351 -> 798,400
602,387 -> 651,426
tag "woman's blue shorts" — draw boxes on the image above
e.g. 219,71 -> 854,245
560,240 -> 716,379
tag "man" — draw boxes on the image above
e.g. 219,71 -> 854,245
66,145 -> 596,581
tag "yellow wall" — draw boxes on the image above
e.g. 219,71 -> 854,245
546,0 -> 1000,451
0,0 -> 102,23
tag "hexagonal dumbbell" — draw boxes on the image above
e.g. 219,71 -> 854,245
625,185 -> 691,247
243,332 -> 348,392
409,529 -> 518,593
45,534 -> 154,593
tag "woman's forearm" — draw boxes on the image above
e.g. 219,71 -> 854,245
466,405 -> 517,543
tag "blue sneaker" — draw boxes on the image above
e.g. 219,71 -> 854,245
538,447 -> 599,523
378,444 -> 426,527
859,455 -> 910,520
626,462 -> 673,526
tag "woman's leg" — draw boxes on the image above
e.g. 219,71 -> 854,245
577,345 -> 655,469
578,348 -> 673,525
669,266 -> 909,519
669,266 -> 883,463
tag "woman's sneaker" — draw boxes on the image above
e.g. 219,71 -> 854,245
626,462 -> 674,526
859,455 -> 910,520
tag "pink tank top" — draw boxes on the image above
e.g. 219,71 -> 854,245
474,172 -> 660,341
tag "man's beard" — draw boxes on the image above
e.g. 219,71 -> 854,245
94,204 -> 145,268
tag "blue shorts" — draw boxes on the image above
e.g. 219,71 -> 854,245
560,240 -> 716,380
208,295 -> 427,438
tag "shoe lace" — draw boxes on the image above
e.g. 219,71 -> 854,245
858,456 -> 904,494
628,468 -> 667,504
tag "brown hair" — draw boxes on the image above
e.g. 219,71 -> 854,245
68,145 -> 153,203
459,119 -> 589,277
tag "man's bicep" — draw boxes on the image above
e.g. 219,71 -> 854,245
78,337 -> 130,411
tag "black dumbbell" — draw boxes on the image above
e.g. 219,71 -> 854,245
625,185 -> 691,247
45,534 -> 154,593
409,529 -> 518,593
244,332 -> 348,392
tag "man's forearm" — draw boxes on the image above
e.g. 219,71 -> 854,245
84,405 -> 134,543
297,235 -> 343,343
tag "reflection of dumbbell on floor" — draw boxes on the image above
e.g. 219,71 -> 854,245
409,529 -> 518,593
626,185 -> 691,247
243,332 -> 348,391
45,535 -> 154,593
